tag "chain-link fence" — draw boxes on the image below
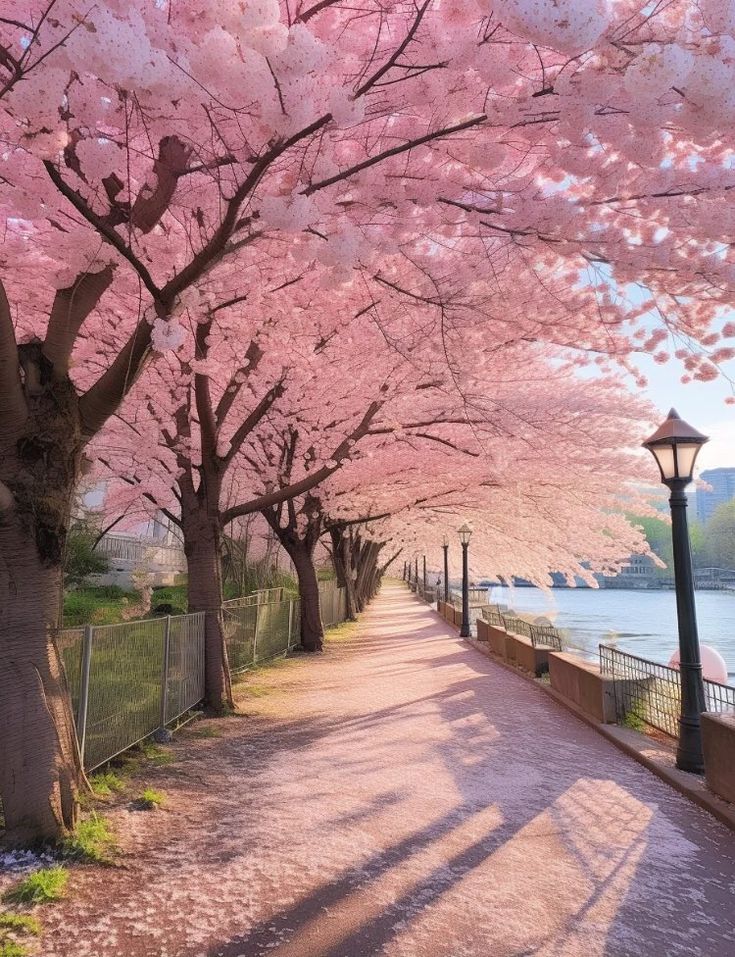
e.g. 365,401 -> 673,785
599,644 -> 735,737
59,613 -> 205,771
59,581 -> 345,771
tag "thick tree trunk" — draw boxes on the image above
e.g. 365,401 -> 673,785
0,520 -> 82,844
181,505 -> 233,713
288,543 -> 324,652
0,356 -> 86,844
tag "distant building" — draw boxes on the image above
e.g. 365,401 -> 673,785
696,468 -> 735,524
599,553 -> 658,588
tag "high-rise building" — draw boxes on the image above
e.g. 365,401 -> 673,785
696,468 -> 735,523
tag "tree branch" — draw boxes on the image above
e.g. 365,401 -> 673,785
303,114 -> 487,195
193,322 -> 217,464
43,160 -> 163,305
214,339 -> 263,426
78,318 -> 153,439
43,266 -> 115,376
0,278 -> 26,435
221,378 -> 285,466
222,401 -> 382,523
354,0 -> 431,96
130,136 -> 192,233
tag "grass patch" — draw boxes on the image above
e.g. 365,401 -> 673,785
138,788 -> 166,810
63,586 -> 140,627
139,742 -> 175,766
3,867 -> 67,905
622,710 -> 647,732
324,619 -> 359,643
89,771 -> 125,798
0,914 -> 41,936
239,683 -> 271,697
150,584 -> 188,617
0,942 -> 30,957
61,815 -> 117,863
188,724 -> 223,739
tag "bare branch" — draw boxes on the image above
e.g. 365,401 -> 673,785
354,1 -> 431,96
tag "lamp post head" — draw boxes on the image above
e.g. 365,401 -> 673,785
442,534 -> 449,548
457,522 -> 473,546
642,409 -> 708,487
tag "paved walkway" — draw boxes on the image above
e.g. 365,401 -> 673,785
31,583 -> 735,955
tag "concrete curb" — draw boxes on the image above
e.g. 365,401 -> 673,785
416,595 -> 735,833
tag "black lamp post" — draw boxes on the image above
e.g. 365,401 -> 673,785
414,556 -> 419,587
442,535 -> 449,604
458,522 -> 472,638
643,408 -> 709,773
402,560 -> 407,582
422,555 -> 427,596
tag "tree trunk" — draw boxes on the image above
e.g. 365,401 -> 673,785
0,357 -> 85,844
288,542 -> 324,652
329,526 -> 358,620
181,503 -> 233,713
0,521 -> 82,844
355,540 -> 380,608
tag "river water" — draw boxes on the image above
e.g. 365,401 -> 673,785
487,585 -> 735,682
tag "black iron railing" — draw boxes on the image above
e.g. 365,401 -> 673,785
599,644 -> 735,738
480,606 -> 505,628
529,623 -> 564,651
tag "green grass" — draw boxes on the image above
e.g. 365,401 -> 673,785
139,742 -> 175,766
149,584 -> 188,617
61,815 -> 117,863
239,683 -> 271,697
0,914 -> 41,936
3,867 -> 68,905
138,788 -> 166,809
0,941 -> 30,957
622,710 -> 647,732
88,771 -> 124,798
324,619 -> 359,643
63,586 -> 140,627
188,724 -> 223,739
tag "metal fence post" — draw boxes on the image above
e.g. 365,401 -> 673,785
287,599 -> 294,650
154,616 -> 173,743
77,624 -> 93,768
253,602 -> 260,665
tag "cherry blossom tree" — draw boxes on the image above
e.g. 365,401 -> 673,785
2,0 -> 735,843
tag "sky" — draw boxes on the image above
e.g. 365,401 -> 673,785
633,353 -> 735,474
